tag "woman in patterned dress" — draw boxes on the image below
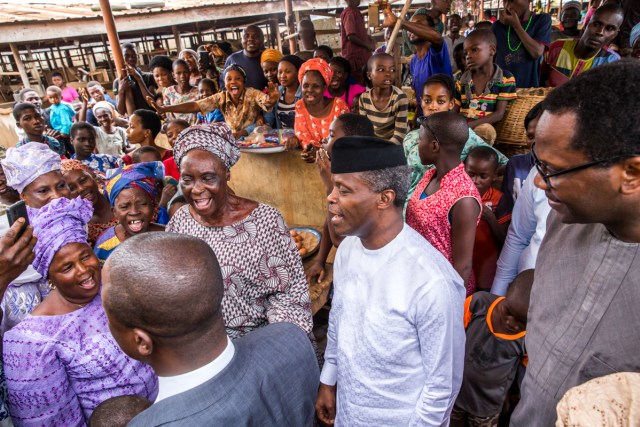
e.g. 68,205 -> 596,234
166,123 -> 313,340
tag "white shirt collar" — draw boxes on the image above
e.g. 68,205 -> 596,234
155,337 -> 235,402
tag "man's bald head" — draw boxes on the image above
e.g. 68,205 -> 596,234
103,232 -> 224,339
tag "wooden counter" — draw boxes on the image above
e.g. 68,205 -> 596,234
229,149 -> 333,314
229,149 -> 329,229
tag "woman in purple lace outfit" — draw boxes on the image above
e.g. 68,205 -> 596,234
2,197 -> 158,426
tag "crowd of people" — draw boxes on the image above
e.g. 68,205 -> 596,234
0,0 -> 639,425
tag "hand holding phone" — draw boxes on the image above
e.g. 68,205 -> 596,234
6,200 -> 28,241
0,216 -> 37,289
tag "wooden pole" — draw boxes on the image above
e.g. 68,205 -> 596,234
385,0 -> 413,55
274,17 -> 283,53
100,34 -> 115,80
98,0 -> 135,114
9,43 -> 30,88
26,45 -> 43,91
172,25 -> 183,52
98,0 -> 125,79
284,0 -> 297,54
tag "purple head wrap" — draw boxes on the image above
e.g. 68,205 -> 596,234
1,142 -> 61,194
173,123 -> 240,169
30,196 -> 93,279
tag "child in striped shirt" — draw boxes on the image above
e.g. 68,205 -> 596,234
357,53 -> 408,145
455,30 -> 517,141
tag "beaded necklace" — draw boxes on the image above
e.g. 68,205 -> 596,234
507,14 -> 534,52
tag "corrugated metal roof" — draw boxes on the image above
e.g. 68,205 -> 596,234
0,0 -> 287,24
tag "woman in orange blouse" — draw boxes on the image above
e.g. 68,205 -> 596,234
288,58 -> 349,162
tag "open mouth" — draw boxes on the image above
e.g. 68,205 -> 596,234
229,86 -> 241,96
78,275 -> 97,290
128,219 -> 145,233
193,198 -> 212,211
328,206 -> 344,225
382,79 -> 392,85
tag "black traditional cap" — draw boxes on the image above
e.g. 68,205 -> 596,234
331,136 -> 407,174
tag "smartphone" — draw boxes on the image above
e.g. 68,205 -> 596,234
6,200 -> 28,240
163,176 -> 179,187
199,51 -> 210,70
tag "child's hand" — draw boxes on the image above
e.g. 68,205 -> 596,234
45,128 -> 61,140
301,144 -> 317,164
381,4 -> 397,28
119,71 -> 132,91
282,135 -> 300,151
266,82 -> 279,105
500,7 -> 520,28
79,88 -> 90,104
306,261 -> 326,285
125,64 -> 142,81
316,148 -> 333,193
481,204 -> 497,222
159,184 -> 178,209
145,96 -> 165,114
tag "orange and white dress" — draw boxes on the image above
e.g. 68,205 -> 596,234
294,98 -> 349,149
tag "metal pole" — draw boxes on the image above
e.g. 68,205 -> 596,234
284,0 -> 297,54
9,43 -> 30,88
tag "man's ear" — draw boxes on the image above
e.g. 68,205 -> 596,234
619,156 -> 640,196
378,189 -> 397,210
133,328 -> 154,357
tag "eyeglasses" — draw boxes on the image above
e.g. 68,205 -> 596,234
417,116 -> 440,145
531,142 -> 631,188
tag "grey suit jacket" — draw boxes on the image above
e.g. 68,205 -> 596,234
128,322 -> 319,427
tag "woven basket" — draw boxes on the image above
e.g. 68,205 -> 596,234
495,87 -> 551,146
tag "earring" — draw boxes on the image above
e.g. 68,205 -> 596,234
48,280 -> 56,290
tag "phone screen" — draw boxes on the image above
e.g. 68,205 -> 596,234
199,51 -> 210,69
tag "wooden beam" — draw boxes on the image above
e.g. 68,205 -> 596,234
172,25 -> 183,52
284,0 -> 297,54
9,43 -> 30,88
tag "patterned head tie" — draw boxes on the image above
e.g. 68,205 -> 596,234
223,64 -> 247,81
104,161 -> 165,206
61,159 -> 94,177
1,142 -> 61,194
298,57 -> 332,87
173,122 -> 241,170
31,196 -> 93,279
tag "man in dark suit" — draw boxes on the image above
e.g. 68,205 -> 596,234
102,232 -> 319,426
